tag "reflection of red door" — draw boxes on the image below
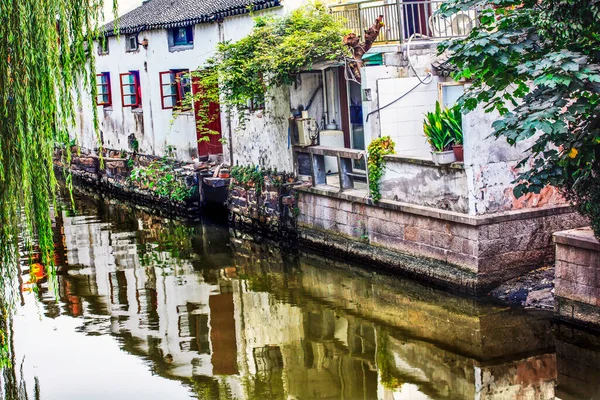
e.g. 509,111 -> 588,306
192,76 -> 223,156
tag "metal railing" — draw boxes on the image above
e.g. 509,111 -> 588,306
330,0 -> 479,43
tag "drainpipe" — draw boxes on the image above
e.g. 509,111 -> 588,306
216,21 -> 234,166
322,69 -> 329,127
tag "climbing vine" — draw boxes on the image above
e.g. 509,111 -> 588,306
367,136 -> 396,201
0,0 -> 111,297
192,3 -> 350,136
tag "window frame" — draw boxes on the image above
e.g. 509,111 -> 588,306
120,71 -> 141,108
126,35 -> 138,52
169,26 -> 194,48
98,37 -> 109,55
159,69 -> 192,110
96,72 -> 112,106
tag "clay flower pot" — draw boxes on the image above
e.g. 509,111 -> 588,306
452,145 -> 464,162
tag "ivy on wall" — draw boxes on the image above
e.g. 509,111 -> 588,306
191,3 -> 350,137
367,136 -> 396,202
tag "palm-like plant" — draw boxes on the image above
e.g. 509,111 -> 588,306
443,105 -> 463,145
423,101 -> 454,152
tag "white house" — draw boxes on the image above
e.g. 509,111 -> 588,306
78,0 -> 309,164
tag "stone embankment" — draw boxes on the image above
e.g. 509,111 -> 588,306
53,147 -> 228,219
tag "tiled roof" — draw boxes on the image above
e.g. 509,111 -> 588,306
102,0 -> 281,36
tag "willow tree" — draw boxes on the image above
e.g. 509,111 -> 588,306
0,0 -> 111,292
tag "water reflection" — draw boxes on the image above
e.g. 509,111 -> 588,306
3,191 -> 600,399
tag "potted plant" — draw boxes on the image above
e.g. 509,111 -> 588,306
424,101 -> 455,165
443,105 -> 464,162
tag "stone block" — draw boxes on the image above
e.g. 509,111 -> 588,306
431,233 -> 452,250
569,247 -> 591,266
556,260 -> 576,282
370,218 -> 404,238
404,226 -> 419,242
451,224 -> 478,241
555,278 -> 576,299
556,244 -> 570,262
576,265 -> 597,289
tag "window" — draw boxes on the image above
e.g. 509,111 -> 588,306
126,35 -> 138,52
159,70 -> 192,110
96,73 -> 112,106
120,71 -> 141,108
98,37 -> 109,55
168,26 -> 193,50
249,95 -> 265,111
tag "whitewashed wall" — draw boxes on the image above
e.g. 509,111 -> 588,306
77,2 -> 304,164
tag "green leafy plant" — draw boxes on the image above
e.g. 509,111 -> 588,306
367,136 -> 396,202
0,0 -> 114,286
443,106 -> 463,145
423,101 -> 454,152
439,0 -> 600,238
230,165 -> 266,196
192,4 -> 350,134
129,159 -> 193,202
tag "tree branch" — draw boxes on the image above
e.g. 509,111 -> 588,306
343,15 -> 384,82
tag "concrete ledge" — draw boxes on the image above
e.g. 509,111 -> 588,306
554,227 -> 600,252
297,186 -> 578,226
383,154 -> 464,170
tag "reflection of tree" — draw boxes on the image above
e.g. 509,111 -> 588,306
0,309 -> 41,400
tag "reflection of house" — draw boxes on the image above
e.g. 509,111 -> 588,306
47,203 -> 593,400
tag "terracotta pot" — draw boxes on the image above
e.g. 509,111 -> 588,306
431,150 -> 456,166
452,145 -> 464,162
219,172 -> 230,179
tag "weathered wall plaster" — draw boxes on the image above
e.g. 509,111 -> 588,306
462,106 -> 567,215
379,155 -> 469,212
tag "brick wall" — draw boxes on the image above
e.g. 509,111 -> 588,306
297,189 -> 588,293
554,228 -> 600,328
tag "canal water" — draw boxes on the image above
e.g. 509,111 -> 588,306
3,190 -> 600,400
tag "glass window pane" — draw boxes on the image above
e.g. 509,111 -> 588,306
161,73 -> 173,85
123,85 -> 135,95
122,74 -> 135,85
163,96 -> 175,108
124,95 -> 137,106
162,84 -> 176,95
174,28 -> 188,45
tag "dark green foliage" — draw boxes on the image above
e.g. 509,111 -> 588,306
129,159 -> 193,202
439,0 -> 600,238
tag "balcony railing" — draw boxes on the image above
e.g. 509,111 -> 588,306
330,0 -> 479,43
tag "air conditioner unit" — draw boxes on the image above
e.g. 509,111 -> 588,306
295,118 -> 318,146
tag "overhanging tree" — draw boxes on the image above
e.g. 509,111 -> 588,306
0,0 -> 109,291
439,0 -> 600,238
193,4 -> 383,136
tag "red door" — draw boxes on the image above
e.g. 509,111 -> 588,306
192,76 -> 223,156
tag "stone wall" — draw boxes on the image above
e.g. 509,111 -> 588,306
228,171 -> 298,237
554,227 -> 600,328
297,188 -> 588,293
54,147 -> 208,219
